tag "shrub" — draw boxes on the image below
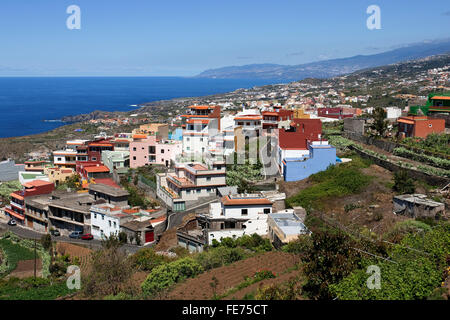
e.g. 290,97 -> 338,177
392,170 -> 415,194
40,234 -> 52,252
141,258 -> 203,296
131,248 -> 173,272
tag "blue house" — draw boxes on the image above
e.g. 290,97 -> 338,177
169,127 -> 183,141
282,141 -> 336,182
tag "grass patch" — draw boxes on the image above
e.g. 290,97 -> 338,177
0,277 -> 76,300
286,156 -> 373,211
0,239 -> 35,276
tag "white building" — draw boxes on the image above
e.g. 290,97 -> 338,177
90,203 -> 133,240
386,107 -> 402,119
199,193 -> 273,245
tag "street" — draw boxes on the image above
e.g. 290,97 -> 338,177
0,219 -> 143,254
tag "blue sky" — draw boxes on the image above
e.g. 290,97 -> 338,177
0,0 -> 449,76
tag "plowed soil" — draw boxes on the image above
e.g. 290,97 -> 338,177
167,251 -> 300,300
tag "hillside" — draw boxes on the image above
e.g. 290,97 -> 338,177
196,39 -> 450,80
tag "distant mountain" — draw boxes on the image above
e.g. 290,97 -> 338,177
195,39 -> 450,80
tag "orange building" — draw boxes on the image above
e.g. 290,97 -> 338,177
397,116 -> 445,138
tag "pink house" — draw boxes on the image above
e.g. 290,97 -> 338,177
130,134 -> 182,168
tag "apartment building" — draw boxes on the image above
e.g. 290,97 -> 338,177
157,161 -> 226,212
5,180 -> 55,226
129,133 -> 182,168
181,105 -> 221,156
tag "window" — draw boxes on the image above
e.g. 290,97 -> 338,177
429,124 -> 432,128
94,214 -> 97,219
57,158 -> 62,161
133,156 -> 136,160
187,190 -> 191,194
133,147 -> 136,151
161,149 -> 165,153
92,157 -> 97,161
109,220 -> 111,227
196,189 -> 201,193
114,221 -> 116,228
102,215 -> 104,220
186,147 -> 190,151
241,209 -> 248,215
200,138 -> 203,142
149,146 -> 156,154
186,137 -> 190,141
207,177 -> 211,182
263,208 -> 271,214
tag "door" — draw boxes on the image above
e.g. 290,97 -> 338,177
145,231 -> 154,243
27,217 -> 33,228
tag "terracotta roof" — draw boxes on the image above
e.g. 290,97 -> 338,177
235,116 -> 262,121
221,195 -> 273,206
431,96 -> 450,100
133,134 -> 147,139
189,105 -> 214,110
186,119 -> 210,124
24,180 -> 54,188
84,166 -> 110,173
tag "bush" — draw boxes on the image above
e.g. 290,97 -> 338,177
392,170 -> 415,194
131,248 -> 173,272
141,258 -> 203,296
40,234 -> 52,252
118,232 -> 128,244
194,246 -> 246,271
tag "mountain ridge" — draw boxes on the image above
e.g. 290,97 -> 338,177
195,39 -> 450,80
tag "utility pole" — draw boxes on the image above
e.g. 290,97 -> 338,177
34,238 -> 37,279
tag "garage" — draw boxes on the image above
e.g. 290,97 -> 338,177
145,230 -> 154,243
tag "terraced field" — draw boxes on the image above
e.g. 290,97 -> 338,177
167,251 -> 300,300
55,242 -> 92,273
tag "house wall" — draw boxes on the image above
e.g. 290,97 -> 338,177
90,210 -> 121,239
283,145 -> 336,182
130,135 -> 157,168
413,118 -> 445,138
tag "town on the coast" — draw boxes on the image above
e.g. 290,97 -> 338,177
0,53 -> 449,301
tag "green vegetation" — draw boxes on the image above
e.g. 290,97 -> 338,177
369,106 -> 388,137
329,223 -> 450,300
211,234 -> 272,252
286,156 -> 373,211
131,248 -> 175,272
0,180 -> 22,205
226,160 -> 263,193
0,238 -> 35,276
401,133 -> 450,156
0,277 -> 76,300
392,170 -> 415,194
141,258 -> 203,297
56,174 -> 82,191
393,147 -> 450,170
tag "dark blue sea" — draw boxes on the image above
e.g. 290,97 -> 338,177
0,77 -> 281,138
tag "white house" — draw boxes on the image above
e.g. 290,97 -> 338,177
199,193 -> 273,244
90,203 -> 133,240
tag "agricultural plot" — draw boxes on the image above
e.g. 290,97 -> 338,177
167,251 -> 300,300
55,242 -> 92,273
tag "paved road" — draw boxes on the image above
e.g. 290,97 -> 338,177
0,220 -> 142,254
259,135 -> 281,179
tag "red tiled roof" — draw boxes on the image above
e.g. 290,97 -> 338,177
221,195 -> 272,206
84,166 -> 110,173
94,178 -> 120,188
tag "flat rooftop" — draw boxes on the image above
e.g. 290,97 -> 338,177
89,183 -> 129,197
394,194 -> 444,207
269,212 -> 309,235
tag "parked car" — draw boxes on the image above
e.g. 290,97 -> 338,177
69,231 -> 82,239
50,229 -> 60,236
81,233 -> 93,240
7,219 -> 16,226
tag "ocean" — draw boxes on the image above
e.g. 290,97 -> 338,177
0,77 -> 281,138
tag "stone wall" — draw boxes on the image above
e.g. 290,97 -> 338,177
349,145 -> 450,187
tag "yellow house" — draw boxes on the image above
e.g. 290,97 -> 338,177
43,167 -> 75,186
